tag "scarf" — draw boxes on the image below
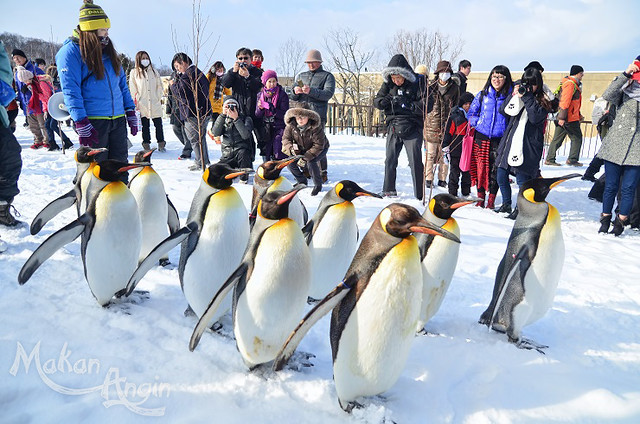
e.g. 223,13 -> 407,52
258,85 -> 280,116
623,80 -> 640,103
213,76 -> 224,100
503,95 -> 526,167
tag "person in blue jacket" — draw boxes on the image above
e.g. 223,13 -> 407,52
467,65 -> 513,209
55,0 -> 138,165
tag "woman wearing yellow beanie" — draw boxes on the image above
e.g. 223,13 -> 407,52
55,0 -> 138,168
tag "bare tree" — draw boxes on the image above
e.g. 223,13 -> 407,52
323,27 -> 376,134
386,28 -> 464,74
275,37 -> 306,81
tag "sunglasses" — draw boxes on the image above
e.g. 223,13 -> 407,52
237,56 -> 250,60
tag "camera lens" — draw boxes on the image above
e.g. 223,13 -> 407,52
518,85 -> 527,95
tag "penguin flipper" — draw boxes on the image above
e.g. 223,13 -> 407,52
19,215 -> 89,285
301,201 -> 308,225
190,262 -> 249,352
490,245 -> 532,329
301,219 -> 315,244
166,195 -> 180,234
30,189 -> 78,235
124,221 -> 197,296
273,282 -> 351,372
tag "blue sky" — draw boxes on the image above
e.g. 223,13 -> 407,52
1,0 -> 638,74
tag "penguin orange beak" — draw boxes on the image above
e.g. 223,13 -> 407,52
277,156 -> 303,169
276,187 -> 304,205
410,218 -> 460,243
450,200 -> 475,209
87,148 -> 108,156
143,148 -> 157,158
355,190 -> 383,199
118,163 -> 147,173
224,170 -> 248,180
549,173 -> 581,189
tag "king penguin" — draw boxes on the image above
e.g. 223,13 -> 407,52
272,203 -> 460,412
250,156 -> 307,228
303,180 -> 381,301
189,186 -> 311,370
478,173 -> 580,352
125,163 -> 251,321
414,193 -> 474,332
129,149 -> 180,264
19,160 -> 146,306
30,147 -> 107,235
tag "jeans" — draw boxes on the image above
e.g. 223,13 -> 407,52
172,123 -> 192,157
496,167 -> 536,207
546,121 -> 582,163
184,116 -> 210,168
602,161 -> 640,216
45,114 -> 72,148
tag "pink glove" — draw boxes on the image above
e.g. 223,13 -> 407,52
75,117 -> 99,147
126,110 -> 139,136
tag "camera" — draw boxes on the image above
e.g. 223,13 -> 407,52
228,104 -> 237,111
238,62 -> 247,69
518,83 -> 531,95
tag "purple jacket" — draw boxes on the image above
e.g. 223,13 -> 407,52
467,86 -> 510,138
255,84 -> 289,130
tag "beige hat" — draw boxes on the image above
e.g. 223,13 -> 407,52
16,66 -> 34,83
305,49 -> 323,63
414,64 -> 428,76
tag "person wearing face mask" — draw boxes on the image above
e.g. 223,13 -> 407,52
129,51 -> 165,151
205,61 -> 232,143
252,49 -> 264,73
424,60 -> 460,189
55,0 -> 138,169
595,57 -> 640,236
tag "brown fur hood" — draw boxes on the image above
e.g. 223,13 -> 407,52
284,107 -> 322,130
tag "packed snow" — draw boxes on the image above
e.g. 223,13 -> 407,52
1,116 -> 639,424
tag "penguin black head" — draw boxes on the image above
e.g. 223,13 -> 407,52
379,203 -> 460,242
519,174 -> 581,203
134,148 -> 156,165
257,156 -> 302,180
334,180 -> 382,202
258,187 -> 304,221
75,147 -> 108,163
428,193 -> 474,220
93,160 -> 147,182
203,162 -> 252,190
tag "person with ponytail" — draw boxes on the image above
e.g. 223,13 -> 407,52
55,0 -> 138,166
129,51 -> 165,151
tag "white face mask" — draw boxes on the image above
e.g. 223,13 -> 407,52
439,72 -> 451,82
216,70 -> 224,77
141,59 -> 150,67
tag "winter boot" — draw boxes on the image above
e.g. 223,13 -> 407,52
494,203 -> 512,214
425,180 -> 433,189
0,201 -> 21,227
598,214 -> 612,233
611,215 -> 628,237
486,193 -> 496,210
158,141 -> 166,153
507,207 -> 519,220
142,142 -> 151,151
475,190 -> 485,207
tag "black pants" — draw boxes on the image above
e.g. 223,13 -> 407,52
45,115 -> 72,148
585,156 -> 604,179
383,127 -> 424,200
0,124 -> 23,203
90,117 -> 129,182
219,149 -> 252,181
448,154 -> 471,197
288,146 -> 329,189
141,117 -> 165,146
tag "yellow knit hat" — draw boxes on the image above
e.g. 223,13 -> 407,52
79,0 -> 110,31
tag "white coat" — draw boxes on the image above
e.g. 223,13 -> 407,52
129,67 -> 164,119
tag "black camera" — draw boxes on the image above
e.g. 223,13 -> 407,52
518,83 -> 531,95
228,104 -> 237,111
238,62 -> 247,69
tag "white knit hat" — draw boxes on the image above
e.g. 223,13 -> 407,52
16,66 -> 34,83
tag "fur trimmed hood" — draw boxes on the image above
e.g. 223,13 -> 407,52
382,54 -> 416,84
284,107 -> 322,129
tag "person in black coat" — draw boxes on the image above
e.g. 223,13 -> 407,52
374,54 -> 428,200
213,98 -> 254,182
494,68 -> 552,216
442,92 -> 475,197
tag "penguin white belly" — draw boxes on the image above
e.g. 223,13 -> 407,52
85,183 -> 142,306
417,219 -> 461,329
234,219 -> 310,367
183,188 -> 249,319
129,168 -> 170,261
512,206 -> 565,336
268,177 -> 305,227
308,202 -> 357,299
333,237 -> 422,403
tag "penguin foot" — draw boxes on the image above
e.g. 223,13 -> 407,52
416,328 -> 442,337
284,350 -> 316,371
184,306 -> 196,317
159,258 -> 171,267
514,337 -> 548,354
128,290 -> 150,304
339,399 -> 364,413
210,321 -> 223,332
307,296 -> 320,305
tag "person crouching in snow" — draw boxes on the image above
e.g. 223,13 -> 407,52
281,106 -> 330,196
15,66 -> 50,149
255,69 -> 289,162
212,98 -> 253,181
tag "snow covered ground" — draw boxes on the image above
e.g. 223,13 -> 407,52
1,116 -> 640,424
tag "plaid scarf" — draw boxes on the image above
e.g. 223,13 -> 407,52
213,75 -> 224,100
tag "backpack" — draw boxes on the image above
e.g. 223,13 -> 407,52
0,79 -> 16,107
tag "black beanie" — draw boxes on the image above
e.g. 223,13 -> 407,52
524,61 -> 544,73
11,49 -> 27,59
570,65 -> 584,75
459,92 -> 474,107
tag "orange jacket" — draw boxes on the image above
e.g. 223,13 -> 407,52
557,76 -> 582,122
206,74 -> 231,115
